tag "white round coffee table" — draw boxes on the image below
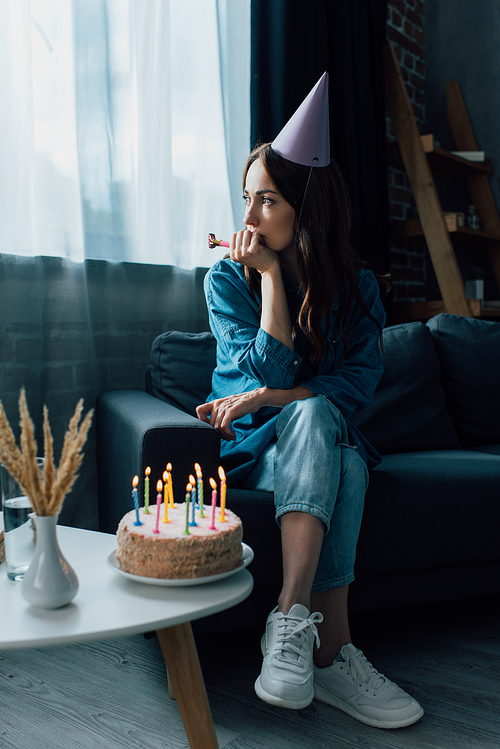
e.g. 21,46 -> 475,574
0,523 -> 253,749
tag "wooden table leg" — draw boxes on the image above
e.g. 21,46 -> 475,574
156,622 -> 219,749
166,668 -> 176,700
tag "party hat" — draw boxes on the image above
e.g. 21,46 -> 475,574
272,72 -> 330,167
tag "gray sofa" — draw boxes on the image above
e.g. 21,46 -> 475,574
96,313 -> 500,631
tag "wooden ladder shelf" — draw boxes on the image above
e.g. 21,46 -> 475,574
384,42 -> 500,320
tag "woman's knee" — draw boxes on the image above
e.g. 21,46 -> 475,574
340,445 -> 369,493
280,394 -> 342,422
277,395 -> 345,435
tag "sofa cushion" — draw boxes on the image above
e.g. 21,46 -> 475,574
355,449 -> 500,577
351,322 -> 459,454
426,314 -> 500,448
466,444 -> 500,456
150,331 -> 216,416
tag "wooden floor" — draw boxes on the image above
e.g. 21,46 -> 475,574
1,595 -> 499,749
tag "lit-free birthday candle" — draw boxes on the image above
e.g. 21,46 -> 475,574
153,480 -> 162,533
209,478 -> 217,530
162,471 -> 170,523
195,463 -> 205,517
132,475 -> 143,526
208,233 -> 230,249
183,483 -> 192,535
218,465 -> 227,522
144,466 -> 151,513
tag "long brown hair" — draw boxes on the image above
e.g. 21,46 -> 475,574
241,143 -> 389,369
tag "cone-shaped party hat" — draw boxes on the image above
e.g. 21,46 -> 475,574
271,72 -> 330,167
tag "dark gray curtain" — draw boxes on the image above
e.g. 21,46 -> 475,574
251,0 -> 390,287
0,255 -> 209,530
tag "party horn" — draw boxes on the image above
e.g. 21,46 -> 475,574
208,233 -> 230,249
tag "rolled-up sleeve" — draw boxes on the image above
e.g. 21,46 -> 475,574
205,261 -> 302,390
299,271 -> 385,419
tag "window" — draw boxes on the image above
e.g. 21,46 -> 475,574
0,0 -> 250,268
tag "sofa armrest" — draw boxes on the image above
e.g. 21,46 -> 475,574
96,390 -> 221,533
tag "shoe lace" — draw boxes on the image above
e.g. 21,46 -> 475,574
275,611 -> 323,667
342,649 -> 387,693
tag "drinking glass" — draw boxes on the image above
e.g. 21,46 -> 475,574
1,459 -> 43,581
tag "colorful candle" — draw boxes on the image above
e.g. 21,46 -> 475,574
209,477 -> 217,530
162,471 -> 170,523
132,475 -> 143,526
144,466 -> 151,513
195,463 -> 205,517
189,474 -> 197,507
166,462 -> 175,506
189,481 -> 197,526
183,483 -> 191,535
153,480 -> 162,533
218,465 -> 227,522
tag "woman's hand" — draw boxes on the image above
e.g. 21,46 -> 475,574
196,385 -> 312,441
196,388 -> 268,441
230,230 -> 279,275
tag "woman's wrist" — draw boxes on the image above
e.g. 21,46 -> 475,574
259,262 -> 294,350
258,255 -> 281,277
261,385 -> 313,408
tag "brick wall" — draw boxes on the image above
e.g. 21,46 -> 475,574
386,1 -> 426,302
0,255 -> 209,531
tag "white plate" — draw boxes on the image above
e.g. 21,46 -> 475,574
107,543 -> 254,587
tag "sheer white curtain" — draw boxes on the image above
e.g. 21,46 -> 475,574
0,0 -> 250,269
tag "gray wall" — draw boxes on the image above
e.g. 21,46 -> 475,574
425,0 -> 500,299
426,0 -> 500,179
0,255 -> 210,531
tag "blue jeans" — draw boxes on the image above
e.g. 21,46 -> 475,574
239,396 -> 368,593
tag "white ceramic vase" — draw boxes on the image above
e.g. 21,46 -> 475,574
21,515 -> 79,609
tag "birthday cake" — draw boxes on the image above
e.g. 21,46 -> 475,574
115,503 -> 243,579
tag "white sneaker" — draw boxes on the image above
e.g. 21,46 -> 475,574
314,643 -> 424,729
255,604 -> 323,709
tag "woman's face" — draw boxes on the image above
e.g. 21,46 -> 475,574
243,158 -> 296,253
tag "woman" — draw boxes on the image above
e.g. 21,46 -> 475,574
196,141 -> 423,729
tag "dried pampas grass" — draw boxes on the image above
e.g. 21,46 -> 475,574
0,388 -> 93,516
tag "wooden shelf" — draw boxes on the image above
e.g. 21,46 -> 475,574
394,299 -> 500,322
391,218 -> 500,246
384,43 -> 500,319
388,134 -> 492,178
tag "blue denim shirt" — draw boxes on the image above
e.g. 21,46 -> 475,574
204,259 -> 385,484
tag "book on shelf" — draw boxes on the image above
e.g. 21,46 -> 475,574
450,151 -> 485,162
482,300 -> 500,310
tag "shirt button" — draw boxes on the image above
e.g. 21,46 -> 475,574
293,360 -> 299,365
